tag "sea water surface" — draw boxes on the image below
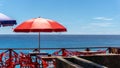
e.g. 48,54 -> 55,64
0,35 -> 120,48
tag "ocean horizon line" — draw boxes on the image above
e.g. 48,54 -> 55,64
0,34 -> 120,36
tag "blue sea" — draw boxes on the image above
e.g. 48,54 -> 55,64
0,35 -> 120,53
0,35 -> 120,47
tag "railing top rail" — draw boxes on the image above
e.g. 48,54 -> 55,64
0,46 -> 118,50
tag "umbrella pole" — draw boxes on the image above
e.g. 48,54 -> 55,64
38,32 -> 40,52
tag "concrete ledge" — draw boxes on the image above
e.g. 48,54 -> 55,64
56,57 -> 83,68
71,56 -> 107,68
79,55 -> 120,68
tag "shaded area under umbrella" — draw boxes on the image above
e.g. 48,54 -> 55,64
14,17 -> 67,52
0,13 -> 17,27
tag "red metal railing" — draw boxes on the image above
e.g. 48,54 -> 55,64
0,47 -> 119,68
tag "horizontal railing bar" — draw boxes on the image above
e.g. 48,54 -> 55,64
0,46 -> 118,50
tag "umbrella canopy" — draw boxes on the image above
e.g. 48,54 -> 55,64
14,18 -> 66,32
0,13 -> 17,27
14,17 -> 67,52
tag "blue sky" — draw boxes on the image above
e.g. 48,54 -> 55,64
0,0 -> 120,34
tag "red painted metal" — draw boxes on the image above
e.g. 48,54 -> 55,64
42,59 -> 48,68
0,47 -> 109,68
52,48 -> 107,56
0,49 -> 19,68
19,52 -> 41,68
52,48 -> 75,56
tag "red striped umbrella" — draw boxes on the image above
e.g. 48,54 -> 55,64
14,17 -> 67,52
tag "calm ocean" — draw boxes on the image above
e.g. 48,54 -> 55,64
0,35 -> 120,48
